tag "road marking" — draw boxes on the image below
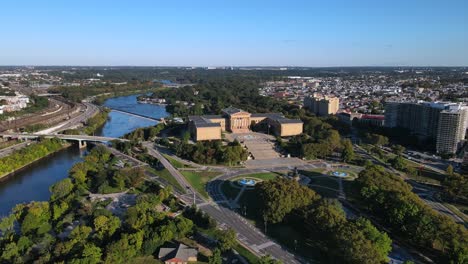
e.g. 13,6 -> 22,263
256,241 -> 276,250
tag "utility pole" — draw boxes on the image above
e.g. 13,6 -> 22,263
263,214 -> 267,234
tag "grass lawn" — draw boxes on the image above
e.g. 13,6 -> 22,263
181,171 -> 221,199
309,185 -> 339,198
233,243 -> 261,264
147,167 -> 185,193
300,170 -> 340,189
222,172 -> 280,201
231,172 -> 281,181
163,154 -> 194,169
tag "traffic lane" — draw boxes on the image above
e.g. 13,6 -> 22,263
202,204 -> 302,263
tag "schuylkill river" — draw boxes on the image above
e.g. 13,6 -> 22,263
0,94 -> 168,216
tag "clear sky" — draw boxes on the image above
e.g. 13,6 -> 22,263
1,0 -> 467,66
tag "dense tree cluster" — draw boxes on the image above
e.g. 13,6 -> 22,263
69,146 -> 146,194
50,82 -> 159,102
83,109 -> 110,135
255,178 -> 392,263
295,200 -> 392,264
123,124 -> 165,141
354,165 -> 468,263
0,146 -> 194,264
284,112 -> 342,159
442,172 -> 468,205
172,140 -> 248,165
256,178 -> 319,224
0,138 -> 64,178
341,139 -> 355,163
151,77 -> 291,116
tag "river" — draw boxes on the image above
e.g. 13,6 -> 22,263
0,94 -> 167,216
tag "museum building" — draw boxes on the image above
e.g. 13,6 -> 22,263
188,107 -> 303,141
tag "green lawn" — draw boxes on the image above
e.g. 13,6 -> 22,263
300,170 -> 340,189
222,172 -> 280,201
309,185 -> 339,198
232,172 -> 280,181
181,171 -> 221,198
233,243 -> 261,264
163,154 -> 194,169
147,167 -> 185,193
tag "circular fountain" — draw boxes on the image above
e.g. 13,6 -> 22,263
238,178 -> 257,186
331,171 -> 348,178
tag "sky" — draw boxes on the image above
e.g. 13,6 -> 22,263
1,0 -> 467,66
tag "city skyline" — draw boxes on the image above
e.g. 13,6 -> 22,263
1,0 -> 467,67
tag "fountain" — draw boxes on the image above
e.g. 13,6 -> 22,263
238,178 -> 257,186
331,171 -> 348,177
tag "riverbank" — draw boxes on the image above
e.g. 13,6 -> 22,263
0,139 -> 71,181
93,87 -> 163,105
83,108 -> 110,135
0,93 -> 168,216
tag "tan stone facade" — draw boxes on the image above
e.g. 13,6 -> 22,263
188,107 -> 303,141
304,94 -> 339,116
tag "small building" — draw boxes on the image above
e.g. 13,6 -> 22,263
158,243 -> 198,264
188,107 -> 303,141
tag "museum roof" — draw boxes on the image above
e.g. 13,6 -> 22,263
188,116 -> 221,128
222,106 -> 246,115
251,113 -> 303,124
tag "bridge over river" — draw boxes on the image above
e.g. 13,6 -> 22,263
1,133 -> 128,148
108,108 -> 166,123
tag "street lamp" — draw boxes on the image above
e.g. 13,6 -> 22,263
186,186 -> 195,206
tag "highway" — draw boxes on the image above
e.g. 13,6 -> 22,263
0,141 -> 33,158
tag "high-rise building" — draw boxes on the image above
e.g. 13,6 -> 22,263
304,94 -> 339,116
384,101 -> 467,154
436,106 -> 468,154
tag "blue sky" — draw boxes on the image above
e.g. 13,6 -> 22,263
1,0 -> 467,66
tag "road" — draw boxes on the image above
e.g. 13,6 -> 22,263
0,141 -> 32,158
0,102 -> 100,156
38,102 -> 100,134
142,142 -> 306,263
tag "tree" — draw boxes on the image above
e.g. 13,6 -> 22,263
216,228 -> 237,252
259,255 -> 282,264
341,139 -> 355,163
354,218 -> 392,262
256,178 -> 319,223
208,248 -> 222,264
50,178 -> 74,201
446,164 -> 454,176
94,215 -> 121,240
392,144 -> 405,156
390,155 -> 406,171
81,243 -> 103,264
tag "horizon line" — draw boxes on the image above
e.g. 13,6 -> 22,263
0,64 -> 467,68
